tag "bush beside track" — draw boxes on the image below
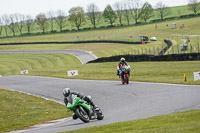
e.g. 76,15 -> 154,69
0,40 -> 141,45
87,53 -> 200,63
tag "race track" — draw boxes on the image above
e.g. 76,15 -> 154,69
1,76 -> 200,133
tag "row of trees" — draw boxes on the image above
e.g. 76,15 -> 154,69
0,0 -> 200,37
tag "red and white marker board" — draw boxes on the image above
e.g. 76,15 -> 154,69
20,70 -> 29,75
193,72 -> 200,81
67,70 -> 78,77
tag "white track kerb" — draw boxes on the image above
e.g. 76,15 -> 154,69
9,118 -> 72,133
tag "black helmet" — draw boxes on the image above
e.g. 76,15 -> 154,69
63,88 -> 71,97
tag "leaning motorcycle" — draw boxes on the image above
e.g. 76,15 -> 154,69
66,95 -> 104,123
119,65 -> 130,84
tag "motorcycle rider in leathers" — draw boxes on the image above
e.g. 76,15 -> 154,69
63,88 -> 99,120
117,57 -> 131,78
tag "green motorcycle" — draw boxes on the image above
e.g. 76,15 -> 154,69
66,94 -> 104,123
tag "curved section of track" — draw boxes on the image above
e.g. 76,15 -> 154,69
0,76 -> 200,133
0,50 -> 97,64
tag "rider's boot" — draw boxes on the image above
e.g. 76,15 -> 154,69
72,113 -> 78,120
93,105 -> 100,111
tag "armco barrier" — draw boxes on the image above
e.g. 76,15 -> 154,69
87,53 -> 200,63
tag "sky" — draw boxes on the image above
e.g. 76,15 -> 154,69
0,0 -> 189,17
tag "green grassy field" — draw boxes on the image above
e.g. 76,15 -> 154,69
0,53 -> 199,85
62,109 -> 200,133
0,53 -> 81,76
0,88 -> 71,133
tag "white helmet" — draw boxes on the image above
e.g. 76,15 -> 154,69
63,88 -> 71,97
120,57 -> 125,62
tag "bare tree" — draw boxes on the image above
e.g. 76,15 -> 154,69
87,3 -> 101,29
123,0 -> 131,25
55,10 -> 66,32
0,18 -> 3,36
188,0 -> 200,15
140,2 -> 154,23
36,13 -> 49,34
155,1 -> 171,20
8,14 -> 17,36
47,10 -> 55,32
2,14 -> 9,37
68,6 -> 86,30
128,0 -> 142,24
114,1 -> 124,26
14,13 -> 25,35
103,5 -> 117,26
25,15 -> 34,34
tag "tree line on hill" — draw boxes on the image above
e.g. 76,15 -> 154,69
0,0 -> 200,37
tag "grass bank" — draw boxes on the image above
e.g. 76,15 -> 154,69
0,53 -> 199,85
0,53 -> 81,76
0,88 -> 71,133
61,61 -> 200,85
62,109 -> 200,133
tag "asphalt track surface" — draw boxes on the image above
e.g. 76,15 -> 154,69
1,76 -> 200,133
0,50 -> 97,64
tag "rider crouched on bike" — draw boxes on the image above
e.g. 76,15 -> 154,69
117,57 -> 131,77
63,88 -> 99,120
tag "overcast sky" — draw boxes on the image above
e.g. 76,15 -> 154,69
0,0 -> 189,17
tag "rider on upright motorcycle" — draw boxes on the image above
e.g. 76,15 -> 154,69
117,57 -> 131,77
63,88 -> 99,120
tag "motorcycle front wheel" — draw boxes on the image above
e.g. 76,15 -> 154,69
75,106 -> 90,123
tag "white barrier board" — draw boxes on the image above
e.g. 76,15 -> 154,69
20,70 -> 29,75
67,70 -> 78,77
193,72 -> 200,81
0,75 -> 2,77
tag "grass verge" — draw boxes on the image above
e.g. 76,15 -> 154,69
37,61 -> 200,85
0,88 -> 71,133
0,53 -> 199,85
61,109 -> 200,133
0,53 -> 81,76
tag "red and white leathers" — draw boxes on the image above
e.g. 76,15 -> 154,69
117,61 -> 130,71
